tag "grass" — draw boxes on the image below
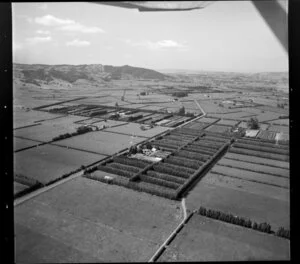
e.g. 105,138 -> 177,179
158,214 -> 290,261
52,130 -> 146,155
14,144 -> 106,185
186,181 -> 290,230
217,158 -> 289,178
15,177 -> 182,262
202,172 -> 289,202
229,147 -> 289,162
224,152 -> 289,169
104,122 -> 169,138
211,165 -> 289,189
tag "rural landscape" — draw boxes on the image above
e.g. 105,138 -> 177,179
13,63 -> 289,262
12,1 -> 289,262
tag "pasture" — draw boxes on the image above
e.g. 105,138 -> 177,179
211,165 -> 289,188
224,152 -> 289,169
15,177 -> 182,263
14,145 -> 106,184
14,137 -> 40,152
103,122 -> 170,138
202,172 -> 289,202
186,181 -> 290,230
158,214 -> 289,261
53,130 -> 147,155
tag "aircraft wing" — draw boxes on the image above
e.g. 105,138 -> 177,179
95,1 -> 214,11
92,1 -> 288,52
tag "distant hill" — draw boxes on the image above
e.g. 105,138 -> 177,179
13,63 -> 171,87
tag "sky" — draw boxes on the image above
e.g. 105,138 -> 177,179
12,1 -> 288,72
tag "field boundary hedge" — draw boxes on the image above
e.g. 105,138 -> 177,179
197,205 -> 290,240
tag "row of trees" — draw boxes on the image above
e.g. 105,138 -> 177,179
198,206 -> 290,239
52,126 -> 93,141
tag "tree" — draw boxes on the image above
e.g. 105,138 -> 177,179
178,106 -> 185,115
247,117 -> 259,129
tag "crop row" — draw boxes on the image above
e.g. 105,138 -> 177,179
146,170 -> 186,185
139,174 -> 180,190
153,163 -> 191,179
233,142 -> 289,156
218,158 -> 289,178
113,156 -> 151,168
86,172 -> 176,199
230,147 -> 289,162
198,206 -> 290,239
97,165 -> 134,178
164,156 -> 203,170
153,139 -> 183,147
175,150 -> 209,162
236,138 -> 289,150
183,145 -> 216,156
193,140 -> 223,150
240,135 -> 288,146
107,162 -> 140,173
224,153 -> 289,170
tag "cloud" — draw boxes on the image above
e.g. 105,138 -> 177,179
35,15 -> 74,26
125,39 -> 188,50
36,30 -> 51,35
60,24 -> 104,33
66,39 -> 90,47
35,14 -> 104,33
26,36 -> 52,44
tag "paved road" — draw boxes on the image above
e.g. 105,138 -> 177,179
194,99 -> 206,116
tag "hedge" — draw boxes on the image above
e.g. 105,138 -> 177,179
97,165 -> 134,178
237,138 -> 289,150
233,142 -> 289,156
229,147 -> 289,162
176,150 -> 209,162
146,170 -> 185,185
276,227 -> 290,239
192,141 -> 222,150
139,174 -> 180,190
183,146 -> 215,156
164,156 -> 202,170
107,162 -> 140,173
198,206 -> 290,239
153,139 -> 183,147
202,136 -> 228,143
113,156 -> 150,168
14,173 -> 40,187
153,164 -> 191,179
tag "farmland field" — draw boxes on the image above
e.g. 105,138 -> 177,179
15,177 -> 182,263
103,122 -> 170,137
14,181 -> 29,196
14,137 -> 40,152
53,130 -> 147,155
211,165 -> 289,188
205,124 -> 231,134
197,117 -> 219,123
186,181 -> 290,229
158,214 -> 289,261
224,152 -> 289,169
13,119 -> 83,142
202,172 -> 289,202
217,158 -> 289,178
14,145 -> 106,184
215,119 -> 239,126
13,109 -> 64,129
268,125 -> 289,134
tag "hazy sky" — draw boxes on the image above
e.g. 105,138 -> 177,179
12,1 -> 288,72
